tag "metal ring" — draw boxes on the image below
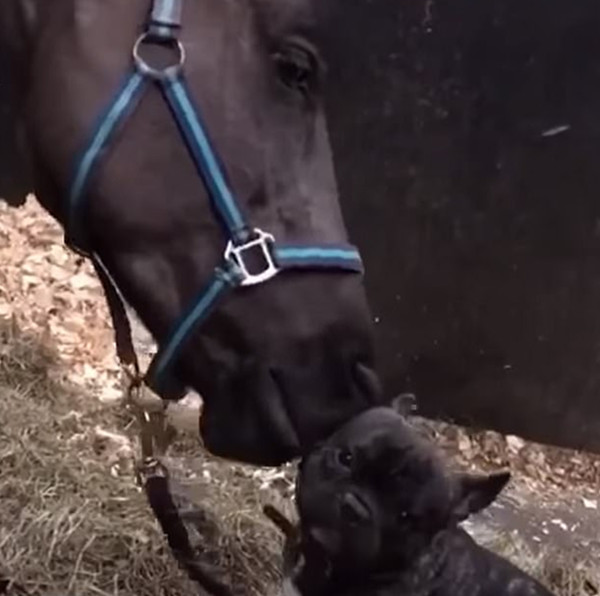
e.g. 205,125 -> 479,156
132,32 -> 186,81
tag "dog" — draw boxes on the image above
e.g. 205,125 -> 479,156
285,405 -> 554,596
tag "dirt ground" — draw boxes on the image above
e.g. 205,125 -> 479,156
0,196 -> 599,595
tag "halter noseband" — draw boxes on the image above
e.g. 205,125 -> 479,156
65,0 -> 364,398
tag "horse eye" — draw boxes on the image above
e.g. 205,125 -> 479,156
335,448 -> 354,469
273,43 -> 318,95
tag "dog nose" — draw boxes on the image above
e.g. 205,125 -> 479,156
340,491 -> 372,524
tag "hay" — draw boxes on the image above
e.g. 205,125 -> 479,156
0,195 -> 299,596
476,532 -> 599,596
0,319 -> 293,596
0,320 -> 200,595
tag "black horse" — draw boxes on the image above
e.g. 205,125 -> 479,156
0,0 -> 382,467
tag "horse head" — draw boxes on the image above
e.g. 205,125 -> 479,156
0,0 -> 382,465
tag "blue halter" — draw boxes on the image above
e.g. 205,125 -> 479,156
66,0 -> 364,398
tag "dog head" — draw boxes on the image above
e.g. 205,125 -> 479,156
296,406 -> 510,575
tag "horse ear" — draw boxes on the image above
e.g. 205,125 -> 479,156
452,471 -> 510,522
0,0 -> 36,206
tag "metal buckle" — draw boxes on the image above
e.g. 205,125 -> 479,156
224,228 -> 280,287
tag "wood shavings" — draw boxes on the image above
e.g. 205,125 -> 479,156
582,498 -> 598,510
0,197 -> 124,403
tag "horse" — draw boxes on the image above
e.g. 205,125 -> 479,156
0,0 -> 383,468
0,1 -> 386,591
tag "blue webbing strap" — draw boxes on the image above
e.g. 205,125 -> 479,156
146,266 -> 239,395
275,245 -> 364,273
158,75 -> 369,266
67,71 -> 147,253
146,245 -> 363,395
160,75 -> 249,243
66,1 -> 365,398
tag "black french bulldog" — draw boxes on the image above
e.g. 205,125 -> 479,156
288,406 -> 554,596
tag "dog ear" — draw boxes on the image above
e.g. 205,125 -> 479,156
389,393 -> 418,416
451,471 -> 510,522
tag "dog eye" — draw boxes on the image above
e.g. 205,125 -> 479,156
272,41 -> 319,96
335,448 -> 354,469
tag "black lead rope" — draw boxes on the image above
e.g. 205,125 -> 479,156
142,462 -> 236,596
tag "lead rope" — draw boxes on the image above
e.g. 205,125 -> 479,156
89,255 -> 162,458
98,275 -> 236,595
91,224 -> 235,595
66,0 -> 363,590
92,260 -> 235,594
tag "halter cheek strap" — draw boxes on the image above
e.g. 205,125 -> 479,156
65,0 -> 364,398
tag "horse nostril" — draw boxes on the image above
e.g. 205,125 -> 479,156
340,491 -> 371,524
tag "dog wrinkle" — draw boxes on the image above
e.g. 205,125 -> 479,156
292,406 -> 556,596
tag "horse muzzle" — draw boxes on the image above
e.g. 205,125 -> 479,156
198,354 -> 381,466
198,362 -> 301,466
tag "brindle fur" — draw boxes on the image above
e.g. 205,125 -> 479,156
292,407 -> 554,596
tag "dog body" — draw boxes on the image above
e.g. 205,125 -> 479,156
292,407 -> 554,596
